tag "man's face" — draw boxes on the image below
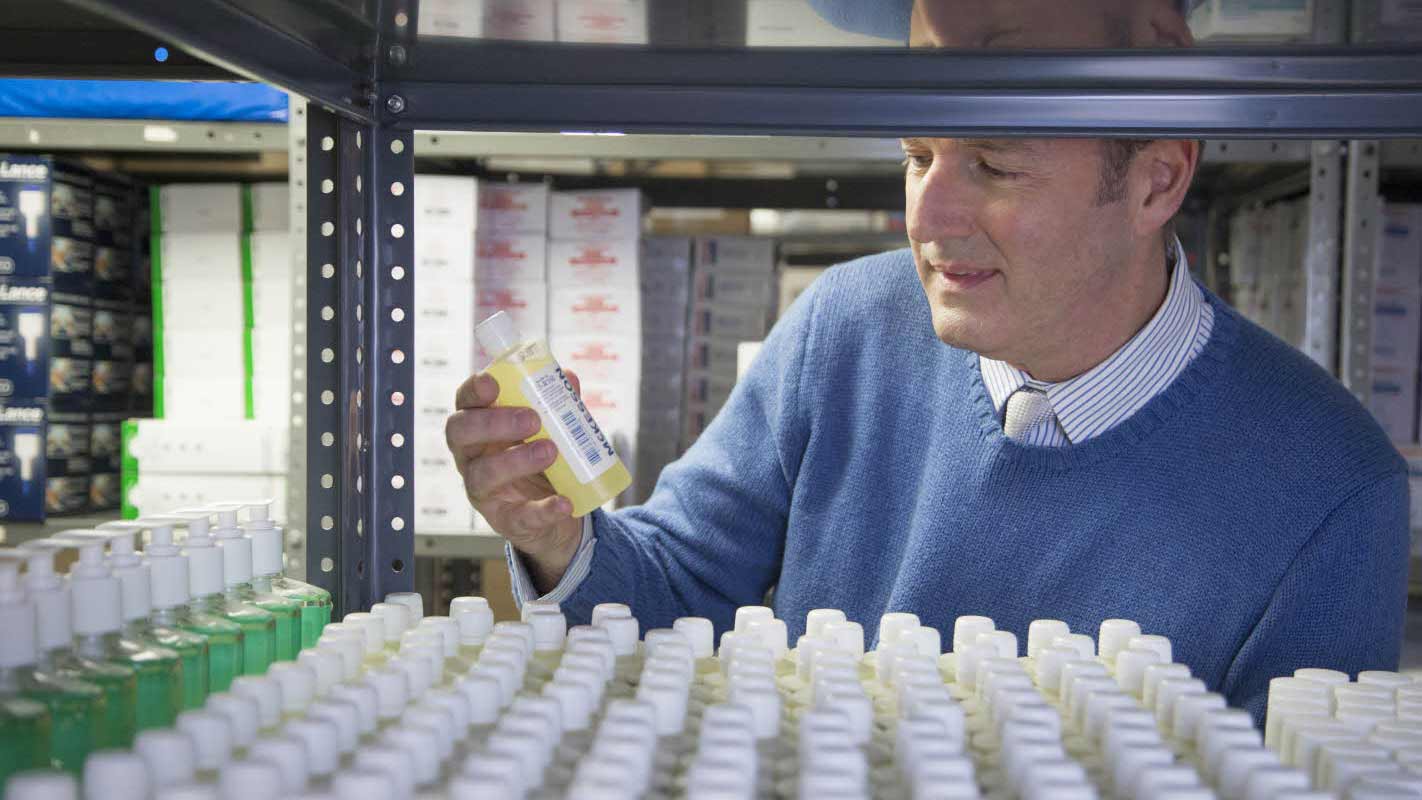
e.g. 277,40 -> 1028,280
910,0 -> 1139,49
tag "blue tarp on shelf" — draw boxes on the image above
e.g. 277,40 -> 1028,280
0,79 -> 288,122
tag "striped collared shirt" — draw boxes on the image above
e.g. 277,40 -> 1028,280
979,239 -> 1215,447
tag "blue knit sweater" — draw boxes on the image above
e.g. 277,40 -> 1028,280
568,248 -> 1409,718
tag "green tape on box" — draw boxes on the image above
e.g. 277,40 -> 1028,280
241,185 -> 256,420
120,419 -> 140,520
149,186 -> 165,420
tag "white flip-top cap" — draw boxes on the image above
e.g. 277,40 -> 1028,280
474,310 -> 522,358
133,729 -> 198,788
307,699 -> 360,755
952,616 -> 996,653
1098,619 -> 1143,665
383,726 -> 440,786
140,519 -> 191,611
673,617 -> 715,659
63,536 -> 123,636
329,683 -> 379,735
240,501 -> 284,578
316,635 -> 361,680
422,689 -> 471,732
298,649 -> 341,696
230,676 -> 282,730
247,736 -> 309,793
175,512 -> 225,599
283,718 -> 339,778
590,602 -> 631,627
0,557 -> 38,668
268,662 -> 317,715
21,542 -> 73,652
218,758 -> 283,800
339,614 -> 385,655
176,710 -> 235,771
206,692 -> 260,749
601,615 -> 639,656
370,603 -> 411,642
208,505 -> 254,587
528,609 -> 568,652
331,770 -> 395,800
418,617 -> 458,657
4,771 -> 78,800
449,597 -> 494,646
384,592 -> 424,623
366,668 -> 410,720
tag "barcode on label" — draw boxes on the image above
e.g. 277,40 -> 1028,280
523,364 -> 617,484
559,409 -> 603,468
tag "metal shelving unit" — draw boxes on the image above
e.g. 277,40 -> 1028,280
10,0 -> 1419,615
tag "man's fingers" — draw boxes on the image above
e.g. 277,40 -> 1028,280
509,495 -> 574,538
464,439 -> 559,500
445,406 -> 541,454
454,372 -> 499,410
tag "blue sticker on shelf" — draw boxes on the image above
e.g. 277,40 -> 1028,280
0,79 -> 288,123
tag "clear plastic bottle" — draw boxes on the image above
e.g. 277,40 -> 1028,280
20,541 -> 135,751
0,558 -> 54,785
176,511 -> 275,677
55,535 -> 182,735
239,501 -> 332,650
141,518 -> 245,694
209,504 -> 301,662
474,310 -> 632,516
91,523 -> 211,711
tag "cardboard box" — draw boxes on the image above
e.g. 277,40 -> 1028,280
1373,286 -> 1421,369
158,184 -> 242,233
548,285 -> 640,337
0,156 -> 54,281
547,239 -> 639,288
690,302 -> 771,340
415,279 -> 477,333
414,175 -> 477,229
476,234 -> 548,285
161,377 -> 247,421
684,369 -> 737,408
557,0 -> 649,44
642,300 -> 688,335
1371,364 -> 1418,444
692,269 -> 775,308
779,266 -> 826,315
124,473 -> 287,521
549,189 -> 643,241
0,281 -> 51,404
249,183 -> 290,232
93,175 -> 136,302
642,340 -> 686,374
122,418 -> 289,473
414,225 -> 476,285
0,402 -> 52,520
695,236 -> 775,273
419,0 -> 557,41
1379,204 -> 1422,292
479,183 -> 550,234
645,208 -> 751,236
475,283 -> 548,364
89,413 -> 122,473
685,335 -> 742,374
550,334 -> 641,386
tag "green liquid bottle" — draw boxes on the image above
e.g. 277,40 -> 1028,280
140,518 -> 245,695
0,557 -> 54,785
0,695 -> 52,784
177,509 -> 274,677
241,500 -> 330,654
57,534 -> 178,737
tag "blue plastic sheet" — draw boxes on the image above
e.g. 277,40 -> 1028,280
0,79 -> 288,122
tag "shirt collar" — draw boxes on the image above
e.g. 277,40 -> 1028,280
979,239 -> 1207,444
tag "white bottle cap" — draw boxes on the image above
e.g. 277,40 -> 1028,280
1027,619 -> 1071,658
1142,663 -> 1192,710
1358,670 -> 1413,688
1054,633 -> 1096,658
308,699 -> 360,755
384,592 -> 424,623
667,617 -> 712,658
566,641 -> 615,683
176,710 -> 235,771
206,692 -> 260,749
138,522 -> 191,611
0,559 -> 37,668
403,705 -> 457,761
229,676 -> 282,730
544,681 -> 594,731
731,606 -> 772,634
247,736 -> 309,793
240,501 -> 284,578
133,729 -> 199,789
352,746 -> 415,800
18,545 -> 71,653
1098,619 -> 1143,665
459,673 -> 503,724
336,614 -> 385,655
3,772 -> 78,800
1242,766 -> 1310,800
1116,648 -> 1165,696
390,652 -> 435,697
636,682 -> 689,736
474,311 -> 522,359
298,649 -> 341,696
527,609 -> 568,652
63,537 -> 123,636
492,620 -> 536,653
217,760 -> 282,800
423,689 -> 472,732
328,683 -> 380,735
268,662 -> 317,715
449,597 -> 494,646
370,603 -> 411,642
330,770 -> 395,800
366,668 -> 410,720
447,774 -> 516,800
485,732 -> 547,793
977,630 -> 1019,659
418,617 -> 459,657
804,608 -> 846,639
601,615 -> 639,656
745,618 -> 789,658
590,602 -> 631,628
821,620 -> 865,658
899,625 -> 942,657
470,661 -> 519,707
315,635 -> 361,680
178,513 -> 225,599
1294,667 -> 1349,685
153,785 -> 218,800
729,684 -> 782,740
951,615 -> 995,653
1127,634 -> 1172,664
877,612 -> 919,648
1172,692 -> 1227,743
383,727 -> 441,787
82,751 -> 149,800
283,718 -> 339,778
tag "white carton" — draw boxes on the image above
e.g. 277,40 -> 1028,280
548,284 -> 641,337
692,269 -> 776,307
556,0 -> 648,44
685,335 -> 742,374
124,419 -> 289,473
414,225 -> 477,284
476,283 -> 549,364
479,182 -> 550,234
550,334 -> 641,386
1372,364 -> 1418,444
248,231 -> 292,285
475,234 -> 548,285
1373,286 -> 1422,369
642,236 -> 692,272
415,278 -> 477,332
1378,203 -> 1422,292
547,239 -> 640,288
694,236 -> 776,272
415,175 -> 478,229
415,372 -> 464,425
418,0 -> 485,38
690,302 -> 771,340
549,189 -> 643,240
779,266 -> 826,315
578,382 -> 639,436
248,183 -> 290,232
413,330 -> 476,379
158,184 -> 242,233
160,232 -> 243,284
127,474 -> 288,521
161,376 -> 247,421
484,0 -> 556,40
162,331 -> 244,380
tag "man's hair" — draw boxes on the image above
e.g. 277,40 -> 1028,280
1096,139 -> 1152,206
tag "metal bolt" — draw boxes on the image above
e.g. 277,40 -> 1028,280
388,44 -> 407,66
386,94 -> 406,114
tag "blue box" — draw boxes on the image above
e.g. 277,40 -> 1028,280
0,280 -> 51,404
48,294 -> 92,412
0,402 -> 47,521
46,410 -> 90,477
94,175 -> 135,301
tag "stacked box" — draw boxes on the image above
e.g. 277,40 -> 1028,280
547,189 -> 643,505
633,237 -> 692,502
1373,203 -> 1422,445
249,183 -> 292,425
558,0 -> 649,43
682,236 -> 775,447
474,181 -> 550,367
418,0 -> 556,40
121,418 -> 288,520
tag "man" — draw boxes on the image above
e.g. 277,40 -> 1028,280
445,0 -> 1408,718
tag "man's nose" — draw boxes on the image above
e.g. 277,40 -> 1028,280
906,159 -> 978,244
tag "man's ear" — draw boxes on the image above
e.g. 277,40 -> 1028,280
1135,140 -> 1200,236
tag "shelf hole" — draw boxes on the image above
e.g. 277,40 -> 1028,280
321,558 -> 334,573
321,515 -> 334,530
321,473 -> 333,489
391,432 -> 405,447
321,390 -> 334,405
321,348 -> 334,363
356,560 -> 365,577
356,131 -> 362,149
391,474 -> 406,490
321,221 -> 334,237
322,432 -> 334,447
321,136 -> 333,151
391,391 -> 406,406
356,175 -> 363,193
391,223 -> 406,239
392,559 -> 405,573
391,308 -> 405,322
391,181 -> 405,196
357,518 -> 363,536
321,263 -> 334,279
356,347 -> 363,364
391,349 -> 405,364
356,260 -> 363,278
356,218 -> 363,235
395,11 -> 409,27
321,306 -> 334,321
391,265 -> 406,280
356,305 -> 363,322
392,516 -> 406,531
321,179 -> 333,194
390,139 -> 405,155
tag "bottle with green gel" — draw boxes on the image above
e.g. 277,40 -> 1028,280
212,503 -> 301,662
94,522 -> 211,711
56,534 -> 181,737
0,557 -> 54,785
177,510 -> 275,676
240,500 -> 333,649
141,517 -> 244,696
18,543 -> 119,757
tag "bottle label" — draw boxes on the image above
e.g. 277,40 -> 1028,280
522,362 -> 619,484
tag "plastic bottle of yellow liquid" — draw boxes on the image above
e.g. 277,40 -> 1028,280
474,311 -> 632,516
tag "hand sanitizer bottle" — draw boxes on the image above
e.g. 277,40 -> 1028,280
176,510 -> 276,677
0,557 -> 54,786
141,518 -> 245,694
211,503 -> 301,662
474,310 -> 632,516
19,540 -> 135,750
92,522 -> 211,710
240,501 -> 332,649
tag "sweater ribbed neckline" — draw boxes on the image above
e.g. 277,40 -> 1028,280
957,284 -> 1239,471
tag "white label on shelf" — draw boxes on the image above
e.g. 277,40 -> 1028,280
523,362 -> 618,483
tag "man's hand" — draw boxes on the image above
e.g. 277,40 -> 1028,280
446,371 -> 584,594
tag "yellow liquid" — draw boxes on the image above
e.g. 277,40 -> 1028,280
484,348 -> 631,517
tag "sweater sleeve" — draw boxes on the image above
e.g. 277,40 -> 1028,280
1220,469 -> 1410,724
551,275 -> 822,633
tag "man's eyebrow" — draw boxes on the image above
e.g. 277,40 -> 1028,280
961,139 -> 1040,155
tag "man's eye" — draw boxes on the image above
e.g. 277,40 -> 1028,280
976,159 -> 1018,179
902,154 -> 933,172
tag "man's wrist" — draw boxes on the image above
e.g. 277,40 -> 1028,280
519,533 -> 581,596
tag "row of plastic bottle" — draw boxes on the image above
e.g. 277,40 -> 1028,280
0,502 -> 332,783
